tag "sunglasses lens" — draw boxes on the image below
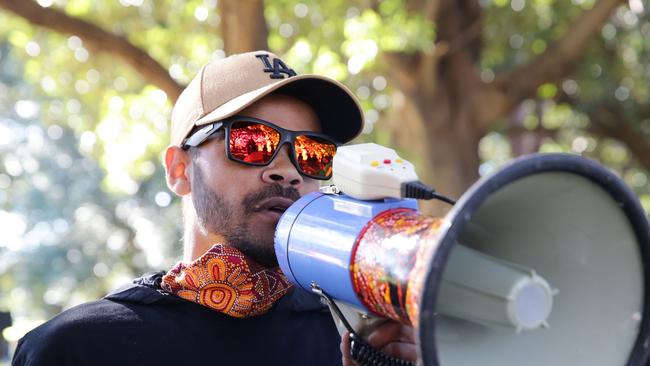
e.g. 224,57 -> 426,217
294,135 -> 337,179
229,122 -> 280,164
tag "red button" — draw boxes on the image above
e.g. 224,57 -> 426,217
383,159 -> 391,164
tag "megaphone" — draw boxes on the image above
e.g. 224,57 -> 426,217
274,143 -> 650,366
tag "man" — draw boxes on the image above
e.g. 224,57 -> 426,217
13,51 -> 415,365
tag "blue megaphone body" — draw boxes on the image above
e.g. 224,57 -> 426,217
275,191 -> 418,310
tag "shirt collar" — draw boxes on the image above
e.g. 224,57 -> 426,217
105,271 -> 328,313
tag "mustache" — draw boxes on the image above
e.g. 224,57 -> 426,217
242,184 -> 301,214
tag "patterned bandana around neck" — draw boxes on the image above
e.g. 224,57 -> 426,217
161,243 -> 292,318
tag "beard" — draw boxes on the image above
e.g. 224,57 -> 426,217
191,164 -> 300,267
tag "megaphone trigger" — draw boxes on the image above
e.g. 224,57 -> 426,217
310,282 -> 355,335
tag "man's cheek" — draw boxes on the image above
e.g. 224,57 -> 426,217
301,183 -> 320,196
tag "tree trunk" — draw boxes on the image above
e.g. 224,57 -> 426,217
422,113 -> 482,214
385,69 -> 484,215
219,0 -> 268,55
387,89 -> 483,215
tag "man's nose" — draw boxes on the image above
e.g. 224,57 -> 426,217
261,144 -> 303,187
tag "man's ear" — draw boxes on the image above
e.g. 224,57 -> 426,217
164,146 -> 192,196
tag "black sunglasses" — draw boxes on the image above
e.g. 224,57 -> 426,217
182,116 -> 339,180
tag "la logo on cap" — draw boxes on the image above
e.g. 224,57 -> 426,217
256,54 -> 297,79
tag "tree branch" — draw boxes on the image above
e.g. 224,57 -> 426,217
433,0 -> 485,119
588,104 -> 650,172
0,0 -> 183,102
479,0 -> 625,129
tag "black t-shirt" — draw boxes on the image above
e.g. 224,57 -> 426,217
13,272 -> 342,365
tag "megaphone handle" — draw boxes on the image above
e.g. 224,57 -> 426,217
310,282 -> 415,366
349,333 -> 414,366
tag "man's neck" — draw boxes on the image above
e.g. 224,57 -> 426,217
182,213 -> 226,262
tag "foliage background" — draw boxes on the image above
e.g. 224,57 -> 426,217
0,0 -> 648,363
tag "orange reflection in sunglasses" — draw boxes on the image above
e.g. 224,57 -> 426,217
230,123 -> 280,164
294,135 -> 336,178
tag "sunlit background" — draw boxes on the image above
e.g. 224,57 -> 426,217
0,0 -> 649,363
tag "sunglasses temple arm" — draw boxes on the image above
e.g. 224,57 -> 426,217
182,122 -> 224,149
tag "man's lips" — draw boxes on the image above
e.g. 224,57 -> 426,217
252,197 -> 296,218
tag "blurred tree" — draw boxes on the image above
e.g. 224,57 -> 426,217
0,42 -> 178,335
1,0 -> 645,214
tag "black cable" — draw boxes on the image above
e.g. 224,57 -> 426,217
401,181 -> 457,205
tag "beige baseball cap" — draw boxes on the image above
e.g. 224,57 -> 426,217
170,51 -> 364,147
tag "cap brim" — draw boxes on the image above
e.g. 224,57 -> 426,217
193,74 -> 363,144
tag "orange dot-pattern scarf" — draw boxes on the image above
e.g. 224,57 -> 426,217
161,244 -> 293,318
